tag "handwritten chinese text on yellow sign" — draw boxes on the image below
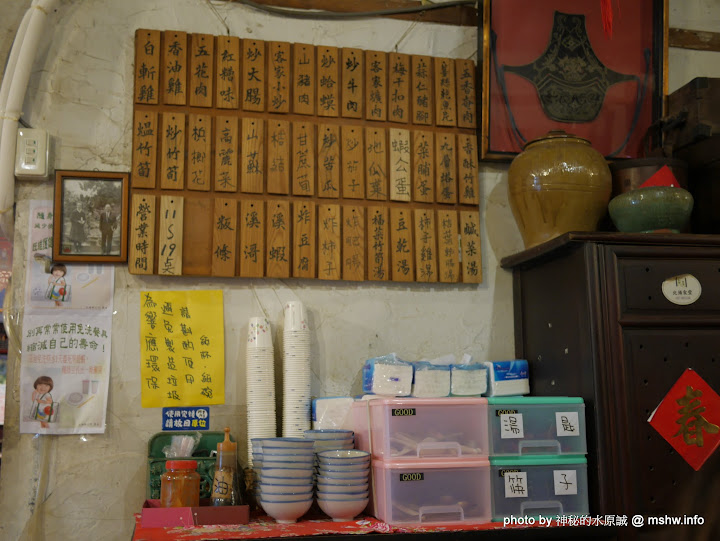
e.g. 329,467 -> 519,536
140,290 -> 224,407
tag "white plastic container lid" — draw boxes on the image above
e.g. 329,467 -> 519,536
356,397 -> 488,407
372,456 -> 490,470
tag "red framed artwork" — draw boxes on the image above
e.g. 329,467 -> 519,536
481,0 -> 668,160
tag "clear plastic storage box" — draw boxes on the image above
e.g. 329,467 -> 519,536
489,456 -> 589,521
351,397 -> 489,460
372,457 -> 491,525
487,397 -> 587,455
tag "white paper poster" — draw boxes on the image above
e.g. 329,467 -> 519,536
19,314 -> 112,434
19,201 -> 114,434
24,201 -> 114,312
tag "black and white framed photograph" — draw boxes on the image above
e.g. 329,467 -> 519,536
53,170 -> 129,263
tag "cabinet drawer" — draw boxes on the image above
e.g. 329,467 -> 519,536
614,256 -> 720,315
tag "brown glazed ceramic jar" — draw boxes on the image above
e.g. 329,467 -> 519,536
508,131 -> 611,249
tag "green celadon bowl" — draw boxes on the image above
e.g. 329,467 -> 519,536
608,186 -> 694,233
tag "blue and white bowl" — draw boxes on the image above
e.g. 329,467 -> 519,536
260,483 -> 314,496
260,437 -> 315,449
260,466 -> 313,479
260,473 -> 314,485
316,462 -> 369,473
263,445 -> 316,457
261,454 -> 314,465
251,438 -> 265,454
260,498 -> 313,524
260,491 -> 313,502
313,438 -> 355,452
316,474 -> 368,486
317,490 -> 369,501
316,467 -> 369,479
304,429 -> 354,440
317,497 -> 369,522
317,449 -> 370,466
317,482 -> 369,494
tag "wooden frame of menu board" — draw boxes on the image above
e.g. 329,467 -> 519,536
130,29 -> 482,283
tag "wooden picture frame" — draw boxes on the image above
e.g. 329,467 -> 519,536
481,0 -> 668,160
53,170 -> 130,263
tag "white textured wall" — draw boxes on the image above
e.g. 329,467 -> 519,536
0,0 -> 717,539
669,0 -> 720,92
0,1 -> 521,540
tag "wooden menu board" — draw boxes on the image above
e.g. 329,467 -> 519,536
131,29 -> 481,283
134,30 -> 160,105
214,116 -> 238,192
242,39 -> 266,112
132,110 -> 157,189
188,114 -> 211,191
388,53 -> 410,124
318,204 -> 341,280
189,34 -> 214,108
266,200 -> 291,278
215,36 -> 240,109
318,124 -> 340,198
212,198 -> 237,277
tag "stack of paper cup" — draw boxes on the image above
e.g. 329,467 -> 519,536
282,301 -> 312,437
246,316 -> 277,466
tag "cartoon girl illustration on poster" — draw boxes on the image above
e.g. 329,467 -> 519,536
46,263 -> 69,307
31,375 -> 55,428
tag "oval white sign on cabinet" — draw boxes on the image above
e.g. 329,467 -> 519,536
661,274 -> 702,306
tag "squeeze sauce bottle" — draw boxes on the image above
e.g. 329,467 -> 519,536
211,427 -> 240,506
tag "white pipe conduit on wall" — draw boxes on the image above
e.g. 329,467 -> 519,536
0,0 -> 60,239
0,8 -> 32,133
0,3 -> 60,537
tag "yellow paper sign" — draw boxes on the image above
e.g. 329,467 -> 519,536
140,290 -> 225,407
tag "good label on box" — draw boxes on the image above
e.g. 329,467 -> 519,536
392,408 -> 416,416
399,472 -> 424,481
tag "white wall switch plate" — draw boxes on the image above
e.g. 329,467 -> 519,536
15,128 -> 50,180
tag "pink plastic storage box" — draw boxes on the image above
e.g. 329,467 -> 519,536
371,457 -> 491,525
351,397 -> 489,460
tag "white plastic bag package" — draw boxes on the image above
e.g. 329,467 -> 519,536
361,353 -> 413,397
412,361 -> 451,397
311,396 -> 355,430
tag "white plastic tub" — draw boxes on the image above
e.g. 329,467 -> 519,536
352,397 -> 489,460
371,457 -> 491,525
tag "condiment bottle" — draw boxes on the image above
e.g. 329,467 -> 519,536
160,460 -> 200,508
212,427 -> 240,506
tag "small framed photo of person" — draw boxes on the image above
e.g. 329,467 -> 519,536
53,170 -> 129,263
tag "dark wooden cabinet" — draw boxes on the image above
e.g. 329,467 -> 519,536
502,233 -> 720,540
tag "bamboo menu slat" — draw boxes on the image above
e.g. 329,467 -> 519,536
131,29 -> 481,283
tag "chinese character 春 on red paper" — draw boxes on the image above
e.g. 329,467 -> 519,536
649,369 -> 720,471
